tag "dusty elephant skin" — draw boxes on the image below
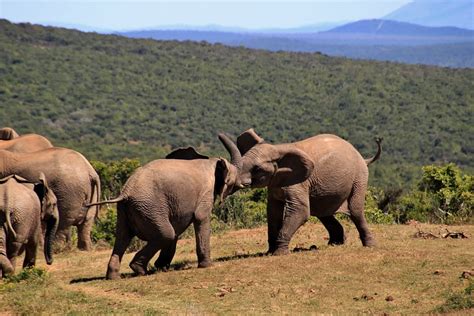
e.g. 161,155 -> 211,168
0,127 -> 53,153
219,129 -> 382,255
87,147 -> 240,280
0,174 -> 59,278
0,148 -> 101,251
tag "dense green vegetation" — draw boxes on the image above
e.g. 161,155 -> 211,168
1,19 -> 473,188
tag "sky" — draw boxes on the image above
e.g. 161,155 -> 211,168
0,0 -> 412,31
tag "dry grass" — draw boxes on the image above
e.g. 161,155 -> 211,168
1,222 -> 473,314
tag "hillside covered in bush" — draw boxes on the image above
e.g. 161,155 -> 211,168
0,19 -> 472,187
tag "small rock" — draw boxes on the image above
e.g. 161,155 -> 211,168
433,270 -> 444,275
385,295 -> 394,302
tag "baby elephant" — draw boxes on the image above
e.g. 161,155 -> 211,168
0,174 -> 59,278
88,147 -> 240,280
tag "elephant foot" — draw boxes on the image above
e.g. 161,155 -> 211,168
154,261 -> 171,272
362,237 -> 376,247
129,261 -> 148,276
77,240 -> 92,251
328,238 -> 345,246
0,255 -> 14,277
197,260 -> 212,268
272,247 -> 290,256
106,269 -> 121,280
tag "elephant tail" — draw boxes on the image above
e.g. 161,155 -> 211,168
92,174 -> 101,221
2,189 -> 17,240
365,137 -> 383,166
85,196 -> 124,208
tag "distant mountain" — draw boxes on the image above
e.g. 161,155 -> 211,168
385,0 -> 474,30
120,19 -> 474,68
324,19 -> 474,37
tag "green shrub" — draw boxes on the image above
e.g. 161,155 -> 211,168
4,267 -> 48,284
92,206 -> 117,245
91,158 -> 141,199
364,186 -> 395,224
419,163 -> 473,223
213,188 -> 267,229
435,281 -> 474,313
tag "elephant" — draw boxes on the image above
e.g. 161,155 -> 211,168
0,127 -> 53,153
86,146 -> 241,280
0,173 -> 59,278
0,127 -> 19,140
219,129 -> 382,255
0,148 -> 100,251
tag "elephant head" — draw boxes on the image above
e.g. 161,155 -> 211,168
33,173 -> 59,265
165,147 -> 239,203
219,129 -> 314,189
0,128 -> 19,140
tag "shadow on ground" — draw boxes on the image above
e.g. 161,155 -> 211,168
69,246 -> 318,284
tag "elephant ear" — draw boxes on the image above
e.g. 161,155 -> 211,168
33,173 -> 54,216
165,147 -> 209,160
236,129 -> 264,155
0,127 -> 19,140
271,148 -> 314,188
214,158 -> 235,203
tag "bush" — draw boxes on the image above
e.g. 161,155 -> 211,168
419,163 -> 473,223
91,158 -> 141,199
364,186 -> 395,224
213,188 -> 267,229
91,206 -> 117,244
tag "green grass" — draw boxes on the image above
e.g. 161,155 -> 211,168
1,223 -> 473,314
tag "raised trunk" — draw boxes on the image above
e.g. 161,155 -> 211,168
218,133 -> 242,169
44,215 -> 58,265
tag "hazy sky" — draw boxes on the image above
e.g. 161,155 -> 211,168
0,0 -> 412,31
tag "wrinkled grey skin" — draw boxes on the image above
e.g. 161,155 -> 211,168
0,148 -> 100,251
0,174 -> 59,278
219,129 -> 382,255
87,147 -> 240,280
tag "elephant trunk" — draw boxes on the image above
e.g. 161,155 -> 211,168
44,213 -> 59,265
218,133 -> 242,169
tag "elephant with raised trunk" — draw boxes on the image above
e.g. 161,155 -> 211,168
219,129 -> 382,255
0,174 -> 59,278
87,146 -> 241,280
0,148 -> 100,251
0,128 -> 53,153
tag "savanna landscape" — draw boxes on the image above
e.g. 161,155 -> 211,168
0,10 -> 473,315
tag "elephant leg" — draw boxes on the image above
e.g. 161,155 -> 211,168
267,195 -> 284,254
348,185 -> 376,247
154,237 -> 178,271
6,240 -> 24,273
77,209 -> 95,251
106,205 -> 134,280
274,190 -> 310,255
0,228 -> 13,277
130,241 -> 160,276
193,216 -> 212,268
23,235 -> 39,268
54,222 -> 73,251
318,215 -> 345,245
130,216 -> 175,276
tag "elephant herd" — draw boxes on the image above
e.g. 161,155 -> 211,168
0,127 -> 381,280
